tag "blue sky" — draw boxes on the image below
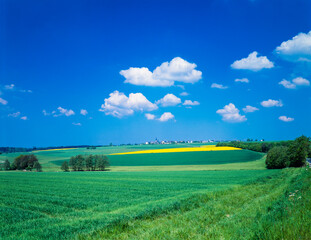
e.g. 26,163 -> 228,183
1,0 -> 311,147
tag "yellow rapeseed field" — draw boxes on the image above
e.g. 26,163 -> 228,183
110,145 -> 241,155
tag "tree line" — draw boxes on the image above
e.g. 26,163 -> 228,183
265,136 -> 311,169
61,154 -> 109,172
0,147 -> 32,154
0,145 -> 102,154
0,154 -> 42,171
217,135 -> 311,169
216,140 -> 294,153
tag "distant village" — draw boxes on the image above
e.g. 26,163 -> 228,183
119,138 -> 216,146
118,138 -> 265,146
0,138 -> 266,154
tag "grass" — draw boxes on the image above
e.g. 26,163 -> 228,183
81,168 -> 311,240
110,154 -> 267,171
108,150 -> 263,166
1,143 -> 309,239
0,144 -> 263,171
0,169 -> 277,240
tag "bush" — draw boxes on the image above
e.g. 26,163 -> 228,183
266,146 -> 289,169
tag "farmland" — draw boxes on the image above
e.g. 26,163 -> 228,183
110,145 -> 241,154
0,170 -> 278,240
86,168 -> 311,240
1,143 -> 310,239
0,144 -> 264,171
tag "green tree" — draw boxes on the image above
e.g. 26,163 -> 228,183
92,155 -> 97,171
61,161 -> 69,172
76,155 -> 85,171
14,155 -> 27,170
27,154 -> 39,168
33,161 -> 42,172
96,155 -> 109,171
26,166 -> 33,171
287,135 -> 310,167
3,159 -> 10,170
10,162 -> 17,170
266,146 -> 289,169
69,156 -> 78,171
13,154 -> 39,170
261,143 -> 269,153
85,155 -> 93,171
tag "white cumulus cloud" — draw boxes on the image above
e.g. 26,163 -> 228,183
279,77 -> 310,89
183,100 -> 200,106
120,67 -> 171,87
235,78 -> 249,83
72,122 -> 82,126
145,113 -> 156,120
42,109 -> 55,116
4,84 -> 15,90
231,51 -> 274,71
211,83 -> 228,89
53,107 -> 75,117
279,116 -> 294,122
275,30 -> 311,62
99,90 -> 158,118
120,57 -> 202,87
0,97 -> 8,105
8,112 -> 21,117
80,109 -> 88,115
292,77 -> 310,86
180,92 -> 189,96
279,79 -> 296,89
156,94 -> 181,107
8,112 -> 27,120
216,103 -> 247,123
243,105 -> 259,113
158,112 -> 175,122
261,99 -> 283,107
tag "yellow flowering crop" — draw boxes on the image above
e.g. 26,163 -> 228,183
111,145 -> 241,155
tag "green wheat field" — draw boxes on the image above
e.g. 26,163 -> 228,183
1,144 -> 310,239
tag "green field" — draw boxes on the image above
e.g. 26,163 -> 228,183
2,144 -> 310,239
108,150 -> 262,166
0,170 -> 278,240
86,168 -> 311,240
0,144 -> 264,171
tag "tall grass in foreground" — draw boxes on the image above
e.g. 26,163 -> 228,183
82,168 -> 311,240
0,170 -> 273,239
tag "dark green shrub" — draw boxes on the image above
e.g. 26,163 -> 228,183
266,146 -> 289,169
287,135 -> 310,167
